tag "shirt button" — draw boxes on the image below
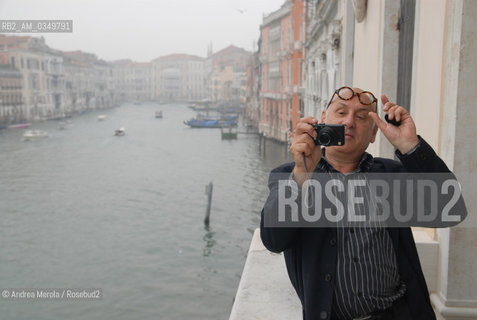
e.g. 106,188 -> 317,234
357,291 -> 363,297
320,311 -> 328,319
349,228 -> 355,233
324,274 -> 332,282
353,257 -> 359,263
329,239 -> 336,246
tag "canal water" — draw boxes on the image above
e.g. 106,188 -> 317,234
0,102 -> 291,320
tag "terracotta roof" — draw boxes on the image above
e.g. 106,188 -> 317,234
155,53 -> 205,61
0,34 -> 32,46
109,59 -> 151,68
211,45 -> 251,58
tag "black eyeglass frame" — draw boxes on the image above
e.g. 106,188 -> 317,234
325,86 -> 378,111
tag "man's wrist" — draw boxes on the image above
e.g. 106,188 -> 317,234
396,137 -> 420,155
292,168 -> 307,187
396,136 -> 422,156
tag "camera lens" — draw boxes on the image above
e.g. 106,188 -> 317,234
317,127 -> 336,146
318,133 -> 331,145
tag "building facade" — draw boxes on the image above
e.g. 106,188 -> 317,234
0,64 -> 23,126
153,54 -> 206,102
63,51 -> 114,114
258,0 -> 304,143
208,45 -> 251,105
300,1 -> 477,319
244,51 -> 261,128
0,35 -> 66,121
112,60 -> 154,102
304,0 -> 355,119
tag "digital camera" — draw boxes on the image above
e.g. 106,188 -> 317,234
311,123 -> 345,146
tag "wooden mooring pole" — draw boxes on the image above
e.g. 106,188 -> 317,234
204,182 -> 213,226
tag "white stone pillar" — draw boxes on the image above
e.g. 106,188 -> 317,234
431,1 -> 477,319
376,0 -> 400,159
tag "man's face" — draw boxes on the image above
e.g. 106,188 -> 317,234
321,88 -> 378,155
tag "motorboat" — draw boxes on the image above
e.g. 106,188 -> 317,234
58,120 -> 73,130
155,111 -> 163,118
114,128 -> 125,136
8,123 -> 32,129
22,130 -> 49,141
196,114 -> 238,121
183,118 -> 237,128
97,115 -> 107,121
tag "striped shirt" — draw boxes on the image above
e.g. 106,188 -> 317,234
317,149 -> 406,320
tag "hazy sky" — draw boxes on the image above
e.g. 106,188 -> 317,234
0,0 -> 283,62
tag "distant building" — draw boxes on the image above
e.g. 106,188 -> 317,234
152,54 -> 206,102
207,45 -> 251,104
244,51 -> 261,128
0,63 -> 23,126
62,51 -> 114,114
112,60 -> 154,102
0,35 -> 65,121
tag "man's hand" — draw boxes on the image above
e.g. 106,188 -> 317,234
369,94 -> 419,154
290,117 -> 322,184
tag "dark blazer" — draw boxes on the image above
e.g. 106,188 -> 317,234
260,139 -> 455,320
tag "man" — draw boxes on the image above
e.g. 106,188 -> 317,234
260,87 -> 454,320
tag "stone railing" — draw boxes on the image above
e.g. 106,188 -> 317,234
229,229 -> 302,320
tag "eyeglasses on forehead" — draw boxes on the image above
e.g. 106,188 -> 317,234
325,86 -> 377,110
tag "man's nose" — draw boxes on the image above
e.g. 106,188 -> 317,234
343,113 -> 355,128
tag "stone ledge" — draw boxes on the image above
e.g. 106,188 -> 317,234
413,228 -> 439,293
431,293 -> 477,320
229,229 -> 302,320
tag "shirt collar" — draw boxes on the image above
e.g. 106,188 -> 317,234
317,148 -> 374,173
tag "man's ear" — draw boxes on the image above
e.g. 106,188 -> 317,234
321,110 -> 326,123
370,123 -> 379,143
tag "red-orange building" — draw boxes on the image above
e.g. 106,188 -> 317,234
258,0 -> 305,143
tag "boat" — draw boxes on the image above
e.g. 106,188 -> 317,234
155,111 -> 163,118
22,130 -> 49,141
114,128 -> 125,136
196,114 -> 238,121
8,123 -> 32,129
183,118 -> 237,128
133,101 -> 141,105
58,120 -> 73,130
97,115 -> 107,121
221,126 -> 238,139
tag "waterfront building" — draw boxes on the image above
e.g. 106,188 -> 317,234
152,54 -> 206,102
244,51 -> 261,128
340,1 -> 477,316
255,0 -> 477,318
208,45 -> 251,105
258,0 -> 304,143
0,35 -> 65,121
0,63 -> 23,126
63,51 -> 114,114
112,60 -> 154,102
